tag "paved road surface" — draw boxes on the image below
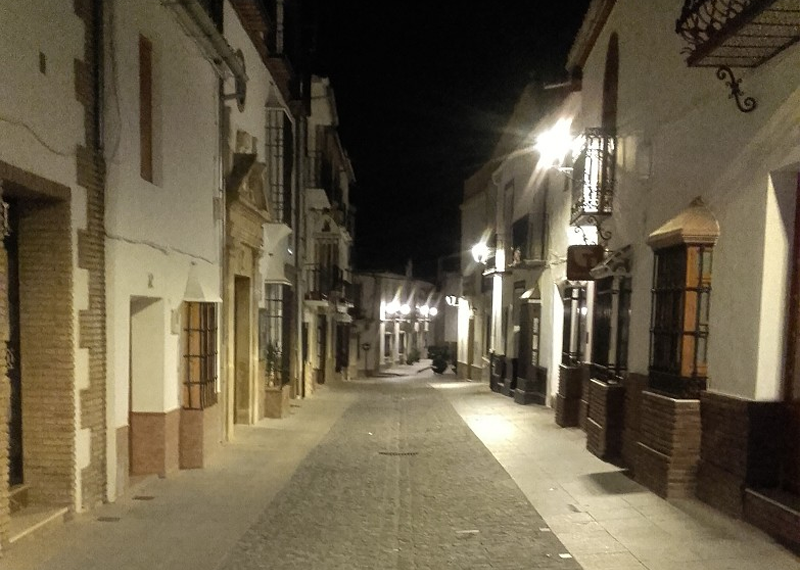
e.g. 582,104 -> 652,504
217,377 -> 579,569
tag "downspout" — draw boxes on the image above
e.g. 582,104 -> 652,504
295,113 -> 305,398
218,79 -> 229,438
92,0 -> 106,504
93,0 -> 104,153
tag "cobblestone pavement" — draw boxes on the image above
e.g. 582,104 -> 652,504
217,377 -> 581,570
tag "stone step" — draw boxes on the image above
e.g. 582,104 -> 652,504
744,488 -> 800,550
9,504 -> 69,544
9,484 -> 29,513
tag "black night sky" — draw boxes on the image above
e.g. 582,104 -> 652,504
314,2 -> 592,281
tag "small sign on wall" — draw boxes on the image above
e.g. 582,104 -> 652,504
566,245 -> 605,280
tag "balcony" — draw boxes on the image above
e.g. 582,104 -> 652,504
305,265 -> 354,304
676,0 -> 800,67
305,265 -> 335,301
571,128 -> 616,227
331,206 -> 356,237
510,212 -> 548,269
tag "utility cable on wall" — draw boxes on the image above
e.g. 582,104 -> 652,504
105,231 -> 217,265
0,114 -> 76,158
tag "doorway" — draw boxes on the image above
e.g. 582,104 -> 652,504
129,297 -> 165,476
234,276 -> 251,423
6,199 -> 22,487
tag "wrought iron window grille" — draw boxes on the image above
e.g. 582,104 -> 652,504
676,0 -> 800,113
570,128 -> 616,245
183,302 -> 218,409
648,244 -> 712,398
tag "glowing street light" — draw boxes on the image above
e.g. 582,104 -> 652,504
471,241 -> 491,264
535,117 -> 577,170
386,300 -> 400,315
400,304 -> 411,316
429,307 -> 438,317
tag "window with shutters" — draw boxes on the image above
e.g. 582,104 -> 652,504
183,303 -> 218,409
139,35 -> 153,182
649,244 -> 712,396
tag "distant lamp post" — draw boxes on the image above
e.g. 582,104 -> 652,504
385,300 -> 400,315
416,303 -> 438,347
400,303 -> 411,316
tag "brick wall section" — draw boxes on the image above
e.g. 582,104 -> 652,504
743,489 -> 800,549
0,164 -> 71,548
0,379 -> 8,546
130,411 -> 180,476
74,0 -> 107,509
621,373 -> 647,473
0,238 -> 8,543
784,402 -> 800,495
698,392 -> 784,517
586,380 -> 625,460
179,405 -> 221,469
635,391 -> 701,498
19,202 -> 76,506
579,375 -> 590,431
555,365 -> 583,427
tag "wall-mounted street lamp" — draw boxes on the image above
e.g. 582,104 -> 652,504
471,241 -> 491,265
535,117 -> 576,170
535,117 -> 585,173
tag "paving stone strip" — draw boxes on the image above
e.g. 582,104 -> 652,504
217,379 -> 581,570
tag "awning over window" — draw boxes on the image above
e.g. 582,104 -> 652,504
183,262 -> 222,303
261,224 -> 293,286
647,197 -> 720,250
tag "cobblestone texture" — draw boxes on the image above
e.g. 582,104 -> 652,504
218,378 -> 581,570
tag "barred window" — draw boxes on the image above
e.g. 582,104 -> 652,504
183,302 -> 218,409
260,284 -> 291,385
649,244 -> 712,396
266,109 -> 293,225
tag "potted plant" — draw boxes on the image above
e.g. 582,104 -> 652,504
265,342 -> 281,388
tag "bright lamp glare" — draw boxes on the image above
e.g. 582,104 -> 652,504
400,304 -> 410,315
471,242 -> 490,264
536,118 -> 574,169
386,300 -> 400,314
419,305 -> 430,317
429,307 -> 438,317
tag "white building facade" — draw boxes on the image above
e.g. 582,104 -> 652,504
460,0 -> 800,548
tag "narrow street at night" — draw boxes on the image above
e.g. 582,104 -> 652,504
4,366 -> 796,570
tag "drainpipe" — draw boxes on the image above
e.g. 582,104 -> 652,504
490,170 -> 507,358
295,113 -> 305,398
92,0 -> 104,153
218,80 -> 229,439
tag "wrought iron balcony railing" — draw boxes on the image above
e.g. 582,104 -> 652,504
571,128 -> 616,227
305,265 -> 335,300
676,0 -> 800,68
305,264 -> 354,303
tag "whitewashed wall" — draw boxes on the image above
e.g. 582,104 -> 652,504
104,0 -> 223,499
0,1 -> 90,508
575,0 -> 800,400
